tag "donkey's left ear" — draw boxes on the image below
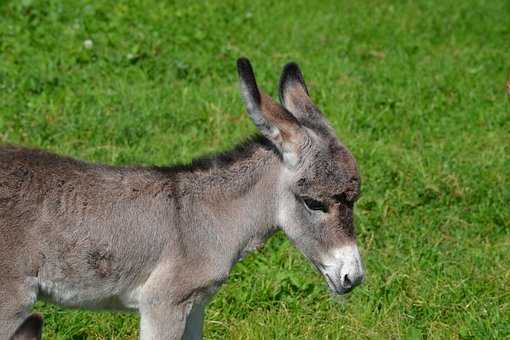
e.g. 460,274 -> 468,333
279,63 -> 333,133
237,58 -> 307,167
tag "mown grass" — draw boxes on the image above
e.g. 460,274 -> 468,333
1,0 -> 509,338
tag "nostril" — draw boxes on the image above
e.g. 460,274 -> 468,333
343,274 -> 352,288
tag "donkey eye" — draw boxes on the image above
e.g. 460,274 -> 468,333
302,197 -> 328,212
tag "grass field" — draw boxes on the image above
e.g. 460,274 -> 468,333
1,0 -> 509,338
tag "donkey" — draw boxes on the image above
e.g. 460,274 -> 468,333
0,58 -> 364,339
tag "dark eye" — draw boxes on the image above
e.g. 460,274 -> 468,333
302,197 -> 328,212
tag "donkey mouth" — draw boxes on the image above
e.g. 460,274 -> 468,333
323,272 -> 353,295
311,260 -> 352,295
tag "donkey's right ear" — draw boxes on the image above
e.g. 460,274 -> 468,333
279,62 -> 334,135
236,58 -> 305,167
11,314 -> 43,340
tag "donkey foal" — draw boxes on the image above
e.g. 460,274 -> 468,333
0,59 -> 364,339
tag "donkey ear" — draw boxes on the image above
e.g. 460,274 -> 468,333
12,314 -> 43,340
279,62 -> 334,133
237,58 -> 305,167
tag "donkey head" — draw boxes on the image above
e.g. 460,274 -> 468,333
237,58 -> 364,294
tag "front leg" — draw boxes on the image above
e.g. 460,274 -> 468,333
138,262 -> 212,340
138,264 -> 195,340
183,301 -> 206,340
139,301 -> 193,340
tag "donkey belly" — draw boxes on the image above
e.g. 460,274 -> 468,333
36,250 -> 144,312
33,216 -> 157,311
37,276 -> 142,311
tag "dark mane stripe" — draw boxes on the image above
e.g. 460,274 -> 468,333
153,134 -> 280,174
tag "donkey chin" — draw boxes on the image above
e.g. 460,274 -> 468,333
315,244 -> 365,295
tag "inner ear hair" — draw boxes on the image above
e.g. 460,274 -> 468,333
259,93 -> 301,140
278,62 -> 336,136
236,58 -> 306,168
279,62 -> 311,108
280,62 -> 308,93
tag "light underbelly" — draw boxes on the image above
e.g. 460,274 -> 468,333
38,278 -> 142,312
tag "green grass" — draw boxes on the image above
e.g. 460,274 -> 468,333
1,0 -> 509,338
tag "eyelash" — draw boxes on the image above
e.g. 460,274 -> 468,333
302,197 -> 328,213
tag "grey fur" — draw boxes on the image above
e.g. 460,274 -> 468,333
0,59 -> 364,339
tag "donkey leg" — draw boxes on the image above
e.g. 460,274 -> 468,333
182,302 -> 206,340
0,277 -> 38,339
139,301 -> 192,340
138,268 -> 193,340
11,313 -> 43,340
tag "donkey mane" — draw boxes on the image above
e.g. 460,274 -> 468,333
2,134 -> 278,175
153,134 -> 281,175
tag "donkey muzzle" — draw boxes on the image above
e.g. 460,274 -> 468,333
320,244 -> 364,295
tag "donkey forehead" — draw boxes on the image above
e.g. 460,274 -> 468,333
298,138 -> 360,197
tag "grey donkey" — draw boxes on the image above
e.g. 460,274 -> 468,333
0,58 -> 364,339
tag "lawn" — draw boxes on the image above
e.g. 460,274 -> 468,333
1,0 -> 509,338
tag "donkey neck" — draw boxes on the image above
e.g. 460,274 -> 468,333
157,135 -> 282,262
